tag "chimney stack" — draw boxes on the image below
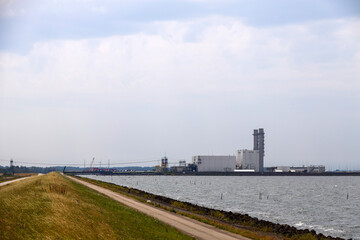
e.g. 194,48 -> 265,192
253,128 -> 265,172
253,129 -> 259,150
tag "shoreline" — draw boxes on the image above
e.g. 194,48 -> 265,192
73,174 -> 347,240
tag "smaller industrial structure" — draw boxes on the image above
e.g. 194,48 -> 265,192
267,165 -> 326,173
170,160 -> 197,173
170,160 -> 186,173
161,156 -> 168,173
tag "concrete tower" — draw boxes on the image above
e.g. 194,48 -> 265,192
253,129 -> 265,172
253,129 -> 259,150
258,128 -> 265,172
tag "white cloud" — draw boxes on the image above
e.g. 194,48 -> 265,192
2,16 -> 358,100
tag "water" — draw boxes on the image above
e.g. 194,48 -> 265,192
81,175 -> 360,239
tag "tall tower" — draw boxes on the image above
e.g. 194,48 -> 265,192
258,128 -> 265,172
253,129 -> 259,150
10,159 -> 14,175
253,129 -> 265,172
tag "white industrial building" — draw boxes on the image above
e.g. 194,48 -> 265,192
236,149 -> 260,172
269,165 -> 326,173
192,155 -> 236,172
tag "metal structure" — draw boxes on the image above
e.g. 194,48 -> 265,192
10,159 -> 14,175
89,157 -> 95,170
161,156 -> 168,172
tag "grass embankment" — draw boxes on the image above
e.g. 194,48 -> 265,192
0,173 -> 35,183
0,172 -> 194,240
73,176 -> 343,240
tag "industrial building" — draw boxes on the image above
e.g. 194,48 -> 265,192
236,128 -> 265,172
193,155 -> 236,172
170,160 -> 189,173
267,165 -> 326,173
236,150 -> 260,172
161,156 -> 168,172
191,128 -> 265,173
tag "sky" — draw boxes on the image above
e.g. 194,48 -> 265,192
0,0 -> 359,170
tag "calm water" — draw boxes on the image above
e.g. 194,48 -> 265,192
82,175 -> 360,239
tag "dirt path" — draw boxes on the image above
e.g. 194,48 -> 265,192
68,176 -> 250,240
0,176 -> 30,187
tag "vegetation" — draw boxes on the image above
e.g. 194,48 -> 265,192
0,172 -> 194,240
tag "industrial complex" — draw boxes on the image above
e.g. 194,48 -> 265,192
57,128 -> 326,175
189,128 -> 266,173
170,128 -> 325,174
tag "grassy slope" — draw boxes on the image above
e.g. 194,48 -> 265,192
0,172 -> 194,240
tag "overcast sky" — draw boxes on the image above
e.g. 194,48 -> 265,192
0,0 -> 359,170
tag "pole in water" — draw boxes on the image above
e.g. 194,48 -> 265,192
221,193 -> 223,200
347,193 -> 349,200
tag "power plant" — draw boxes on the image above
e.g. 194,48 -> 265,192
190,128 -> 265,173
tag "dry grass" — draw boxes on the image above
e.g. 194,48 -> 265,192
0,172 -> 194,240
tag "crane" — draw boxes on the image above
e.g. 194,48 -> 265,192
89,157 -> 95,171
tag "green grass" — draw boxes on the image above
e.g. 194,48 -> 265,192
0,172 -> 194,240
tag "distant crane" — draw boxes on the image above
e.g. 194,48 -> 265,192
89,157 -> 95,170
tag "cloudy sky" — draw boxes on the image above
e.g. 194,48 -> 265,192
0,0 -> 359,169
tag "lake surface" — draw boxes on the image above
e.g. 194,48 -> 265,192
81,175 -> 360,239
